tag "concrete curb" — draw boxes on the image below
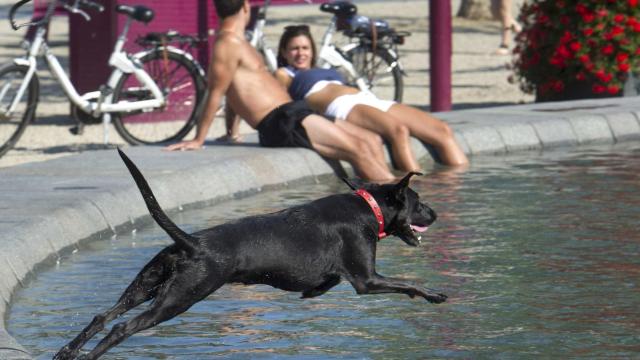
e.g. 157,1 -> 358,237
1,97 -> 640,358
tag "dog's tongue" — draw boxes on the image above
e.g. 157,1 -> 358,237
410,225 -> 429,233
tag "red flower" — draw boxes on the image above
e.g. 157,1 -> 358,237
629,0 -> 638,7
614,14 -> 626,23
576,72 -> 586,81
569,41 -> 582,52
557,45 -> 571,58
616,52 -> 629,63
592,84 -> 606,93
611,25 -> 625,36
578,54 -> 590,63
552,80 -> 565,92
576,4 -> 587,14
582,13 -> 595,23
583,28 -> 594,36
619,63 -> 630,72
607,85 -> 620,94
601,44 -> 615,55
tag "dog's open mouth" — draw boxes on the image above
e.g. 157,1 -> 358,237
410,224 -> 429,233
395,223 -> 429,246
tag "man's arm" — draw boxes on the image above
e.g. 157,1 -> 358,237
165,34 -> 240,150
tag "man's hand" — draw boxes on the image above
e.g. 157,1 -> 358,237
164,139 -> 204,151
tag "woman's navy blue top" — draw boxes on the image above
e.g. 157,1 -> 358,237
286,66 -> 345,100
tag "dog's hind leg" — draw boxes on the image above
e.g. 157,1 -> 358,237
54,258 -> 170,360
80,276 -> 225,360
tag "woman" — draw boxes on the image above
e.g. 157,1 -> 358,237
274,25 -> 468,167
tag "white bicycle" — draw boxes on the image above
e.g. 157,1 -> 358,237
248,0 -> 408,103
0,0 -> 207,157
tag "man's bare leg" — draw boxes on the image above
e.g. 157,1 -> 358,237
301,114 -> 396,182
333,120 -> 388,172
387,104 -> 468,166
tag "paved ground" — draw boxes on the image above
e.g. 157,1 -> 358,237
1,0 -> 639,359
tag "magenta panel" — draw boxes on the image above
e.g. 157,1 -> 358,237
68,0 -> 325,96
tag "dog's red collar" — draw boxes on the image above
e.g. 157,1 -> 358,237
354,189 -> 387,239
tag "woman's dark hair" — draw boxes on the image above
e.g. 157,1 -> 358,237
277,25 -> 317,68
214,0 -> 245,19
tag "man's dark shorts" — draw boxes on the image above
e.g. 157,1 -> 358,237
257,100 -> 316,149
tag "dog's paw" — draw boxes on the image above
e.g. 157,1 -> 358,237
425,292 -> 448,304
53,346 -> 76,360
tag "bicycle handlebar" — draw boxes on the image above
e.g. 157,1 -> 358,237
79,0 -> 104,12
8,0 -> 103,31
9,0 -> 35,30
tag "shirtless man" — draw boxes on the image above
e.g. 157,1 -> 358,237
166,0 -> 395,182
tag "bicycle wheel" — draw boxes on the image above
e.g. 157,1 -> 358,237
112,49 -> 206,145
0,63 -> 39,157
343,46 -> 403,102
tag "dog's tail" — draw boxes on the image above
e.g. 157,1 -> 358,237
117,148 -> 198,253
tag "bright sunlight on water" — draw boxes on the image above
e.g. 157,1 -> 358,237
8,143 -> 640,359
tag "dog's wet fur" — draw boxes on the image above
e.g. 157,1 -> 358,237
54,149 -> 446,359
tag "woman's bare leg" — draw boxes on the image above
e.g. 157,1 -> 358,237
301,114 -> 395,182
386,104 -> 469,166
346,105 -> 421,172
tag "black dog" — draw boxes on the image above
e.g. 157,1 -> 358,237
54,149 -> 446,360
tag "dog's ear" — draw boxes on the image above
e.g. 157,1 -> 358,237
341,177 -> 362,190
395,172 -> 422,190
393,172 -> 422,200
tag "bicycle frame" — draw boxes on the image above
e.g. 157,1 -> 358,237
316,16 -> 369,92
4,1 -> 166,143
248,0 -> 277,71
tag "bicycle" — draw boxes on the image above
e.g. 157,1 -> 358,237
317,1 -> 409,103
0,0 -> 207,158
248,0 -> 408,103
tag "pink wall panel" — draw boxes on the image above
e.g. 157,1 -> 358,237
69,0 -> 323,95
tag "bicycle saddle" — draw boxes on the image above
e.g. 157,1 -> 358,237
116,5 -> 154,24
320,1 -> 357,18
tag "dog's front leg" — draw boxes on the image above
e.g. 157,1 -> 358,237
349,274 -> 447,304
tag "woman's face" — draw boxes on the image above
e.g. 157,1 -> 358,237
283,35 -> 313,70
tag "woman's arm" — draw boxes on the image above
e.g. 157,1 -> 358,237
274,68 -> 293,89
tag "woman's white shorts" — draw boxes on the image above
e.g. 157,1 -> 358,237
324,91 -> 396,120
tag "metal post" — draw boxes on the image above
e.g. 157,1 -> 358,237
429,0 -> 452,112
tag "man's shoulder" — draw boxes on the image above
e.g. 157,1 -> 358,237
215,31 -> 247,47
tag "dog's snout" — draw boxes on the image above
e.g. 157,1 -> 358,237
427,207 -> 437,224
